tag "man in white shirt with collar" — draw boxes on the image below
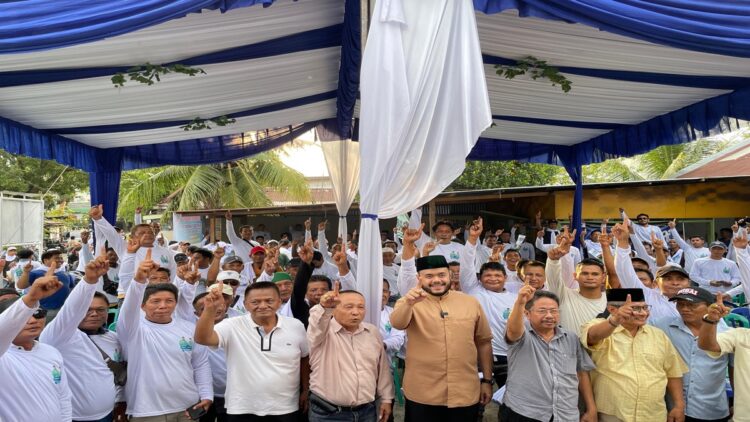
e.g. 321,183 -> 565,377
667,219 -> 709,272
39,252 -> 124,422
195,281 -> 310,421
690,241 -> 741,294
119,249 -> 213,421
0,267 -> 73,422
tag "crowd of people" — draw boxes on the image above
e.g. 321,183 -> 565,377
1,205 -> 749,422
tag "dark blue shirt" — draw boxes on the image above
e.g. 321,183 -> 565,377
28,269 -> 75,310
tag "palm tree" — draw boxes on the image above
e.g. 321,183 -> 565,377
583,128 -> 749,183
118,151 -> 310,222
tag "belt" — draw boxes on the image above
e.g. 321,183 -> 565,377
309,392 -> 373,412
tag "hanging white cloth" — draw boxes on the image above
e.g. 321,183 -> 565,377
320,138 -> 360,240
356,0 -> 491,324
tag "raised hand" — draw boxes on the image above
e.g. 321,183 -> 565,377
214,246 -> 225,260
304,218 -> 312,231
598,233 -> 612,248
224,210 -> 232,221
468,217 -> 483,243
84,252 -> 110,283
516,283 -> 536,307
319,281 -> 341,309
611,223 -> 630,246
402,223 -> 424,245
706,293 -> 730,322
126,235 -> 141,254
668,218 -> 677,230
651,232 -> 665,250
135,206 -> 143,214
332,248 -> 348,268
733,229 -> 748,250
495,229 -> 504,238
134,249 -> 156,284
89,204 -> 103,221
27,263 -> 62,302
183,261 -> 202,285
404,286 -> 428,306
298,239 -> 314,264
609,294 -> 635,325
422,241 -> 437,257
489,244 -> 504,263
81,230 -> 90,244
318,220 -> 327,232
203,282 -> 224,314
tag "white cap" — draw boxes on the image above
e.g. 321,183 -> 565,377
217,270 -> 241,282
382,247 -> 395,254
7,246 -> 17,251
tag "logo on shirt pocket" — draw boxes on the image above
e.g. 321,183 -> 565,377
51,364 -> 62,384
161,255 -> 169,265
179,337 -> 194,352
450,251 -> 460,260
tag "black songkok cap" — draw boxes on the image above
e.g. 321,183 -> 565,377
606,288 -> 645,302
416,255 -> 449,272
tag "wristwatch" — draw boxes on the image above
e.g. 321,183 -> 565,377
480,378 -> 495,385
702,314 -> 720,325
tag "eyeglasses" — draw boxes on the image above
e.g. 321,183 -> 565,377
532,308 -> 559,315
32,308 -> 48,320
86,308 -> 108,315
630,305 -> 651,313
226,280 -> 240,287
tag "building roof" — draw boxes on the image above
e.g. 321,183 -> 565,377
675,139 -> 750,179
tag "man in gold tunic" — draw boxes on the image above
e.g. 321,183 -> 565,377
390,255 -> 493,422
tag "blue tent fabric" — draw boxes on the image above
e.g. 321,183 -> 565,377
473,0 -> 750,58
335,0 -> 361,139
0,0 -> 276,54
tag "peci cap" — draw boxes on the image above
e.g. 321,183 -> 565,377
271,272 -> 292,283
669,287 -> 714,304
416,255 -> 449,272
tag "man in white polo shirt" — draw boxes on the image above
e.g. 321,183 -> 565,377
195,281 -> 310,421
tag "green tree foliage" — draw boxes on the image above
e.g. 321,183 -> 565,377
449,161 -> 565,190
0,150 -> 89,206
118,151 -> 310,222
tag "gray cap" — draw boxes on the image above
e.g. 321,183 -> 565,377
709,241 -> 727,250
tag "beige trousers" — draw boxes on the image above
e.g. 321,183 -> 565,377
130,411 -> 192,422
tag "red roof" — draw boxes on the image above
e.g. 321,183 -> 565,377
677,142 -> 750,179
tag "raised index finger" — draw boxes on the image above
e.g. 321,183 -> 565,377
625,294 -> 632,304
45,260 -> 57,276
334,281 -> 341,295
145,248 -> 152,261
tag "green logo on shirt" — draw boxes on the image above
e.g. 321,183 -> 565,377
723,267 -> 731,274
385,322 -> 392,333
179,337 -> 194,352
161,255 -> 169,265
113,349 -> 122,362
502,308 -> 511,319
51,364 -> 61,384
450,251 -> 460,260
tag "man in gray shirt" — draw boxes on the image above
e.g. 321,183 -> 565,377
502,284 -> 597,422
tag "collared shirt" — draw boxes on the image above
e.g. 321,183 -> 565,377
652,317 -> 730,420
504,321 -> 595,421
708,328 -> 750,422
581,319 -> 688,421
308,305 -> 394,407
214,313 -> 309,416
615,246 -> 679,321
390,290 -> 493,407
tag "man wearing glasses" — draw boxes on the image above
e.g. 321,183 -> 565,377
631,213 -> 666,245
583,288 -> 688,422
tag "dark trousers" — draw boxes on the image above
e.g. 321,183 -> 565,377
201,397 -> 228,422
499,405 -> 552,422
308,400 -> 376,422
493,355 -> 509,387
404,399 -> 479,422
685,417 -> 730,422
227,411 -> 298,422
73,412 -> 112,422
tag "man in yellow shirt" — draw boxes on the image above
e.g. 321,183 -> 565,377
582,288 -> 688,421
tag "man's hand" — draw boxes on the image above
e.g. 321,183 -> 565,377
184,399 -> 212,419
598,233 -> 612,248
332,248 -> 348,268
134,249 -> 156,284
378,402 -> 392,422
304,218 -> 312,231
489,244 -> 504,263
706,293 -> 730,322
467,217 -> 483,244
135,206 -> 143,214
81,230 -> 90,244
668,218 -> 677,230
126,236 -> 141,254
609,294 -> 635,326
214,246 -> 225,260
181,261 -> 201,285
299,390 -> 309,414
581,410 -> 597,422
422,241 -> 436,257
404,286 -> 428,306
263,256 -> 278,274
83,250 -> 110,284
225,210 -> 232,221
298,239 -> 314,264
113,402 -> 127,422
203,282 -> 224,314
651,232 -> 665,251
733,229 -> 748,250
732,220 -> 740,233
89,204 -> 104,221
479,383 -> 492,406
667,405 -> 685,422
26,263 -> 62,302
611,223 -> 630,247
537,229 -> 545,239
319,282 -> 341,309
317,220 -> 327,232
23,260 -> 34,273
516,283 -> 536,307
402,223 -> 424,245
547,246 -> 566,261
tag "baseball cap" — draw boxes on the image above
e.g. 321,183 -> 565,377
208,283 -> 234,296
174,253 -> 189,264
217,270 -> 241,282
7,246 -> 17,251
250,246 -> 266,256
382,247 -> 395,254
223,255 -> 243,265
669,287 -> 714,304
656,265 -> 690,279
709,241 -> 727,250
271,272 -> 292,283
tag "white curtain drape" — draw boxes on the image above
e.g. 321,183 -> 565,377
320,139 -> 360,240
356,0 -> 492,324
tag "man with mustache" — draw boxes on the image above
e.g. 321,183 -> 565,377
390,254 -> 493,421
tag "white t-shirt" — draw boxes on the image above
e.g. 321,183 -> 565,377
632,224 -> 665,245
215,314 -> 309,416
690,257 -> 741,294
0,299 -> 72,422
39,282 -> 119,420
118,282 -> 213,417
383,264 -> 400,296
431,242 -> 463,263
545,257 -> 606,335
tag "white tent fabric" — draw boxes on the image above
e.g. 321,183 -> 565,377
357,0 -> 491,324
320,139 -> 360,239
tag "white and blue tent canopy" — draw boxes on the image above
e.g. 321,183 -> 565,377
1,0 -> 750,223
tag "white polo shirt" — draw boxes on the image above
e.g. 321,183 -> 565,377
215,314 -> 309,416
